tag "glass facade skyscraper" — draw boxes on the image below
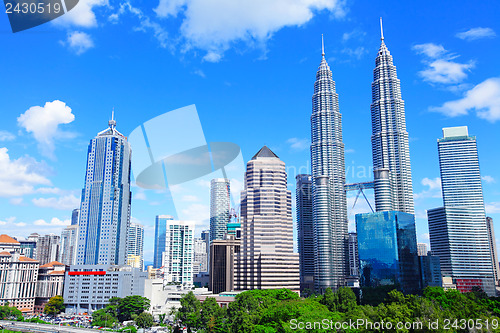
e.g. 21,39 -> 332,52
428,126 -> 495,295
210,178 -> 231,243
154,215 -> 174,268
76,116 -> 131,266
371,20 -> 414,214
356,211 -> 420,294
296,174 -> 314,291
310,38 -> 348,293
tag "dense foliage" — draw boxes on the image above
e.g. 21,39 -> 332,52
91,295 -> 150,327
135,312 -> 154,328
173,287 -> 500,332
0,303 -> 23,320
43,295 -> 65,316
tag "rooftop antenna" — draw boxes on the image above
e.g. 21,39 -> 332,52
109,107 -> 117,129
321,34 -> 325,57
380,17 -> 384,41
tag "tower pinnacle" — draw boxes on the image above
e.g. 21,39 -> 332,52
321,34 -> 325,57
109,108 -> 116,129
380,17 -> 384,41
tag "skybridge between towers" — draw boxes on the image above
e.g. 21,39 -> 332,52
345,181 -> 375,213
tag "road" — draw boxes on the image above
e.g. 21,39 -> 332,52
0,320 -> 98,333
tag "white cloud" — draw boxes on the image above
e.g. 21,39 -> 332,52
287,137 -> 309,151
193,69 -> 206,78
485,202 -> 500,214
0,131 -> 15,142
182,195 -> 199,202
482,175 -> 496,184
65,31 -> 94,55
34,217 -> 71,226
413,43 -> 474,85
430,77 -> 500,122
155,0 -> 346,61
341,46 -> 367,60
342,29 -> 365,42
0,148 -> 51,197
414,177 -> 442,199
0,217 -> 16,226
133,191 -> 147,200
32,194 -> 80,210
181,203 -> 209,225
17,100 -> 76,158
53,0 -> 109,28
421,177 -> 441,190
9,198 -> 23,205
456,27 -> 496,41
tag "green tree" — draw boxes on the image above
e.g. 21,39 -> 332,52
43,295 -> 65,316
135,312 -> 154,328
200,297 -> 224,332
117,295 -> 150,322
176,291 -> 201,332
92,308 -> 118,328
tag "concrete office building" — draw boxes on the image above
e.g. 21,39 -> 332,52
63,265 -> 146,314
34,261 -> 66,313
235,146 -> 300,291
428,126 -> 495,295
194,238 -> 208,274
210,237 -> 240,294
417,243 -> 428,257
61,225 -> 78,266
76,115 -> 131,266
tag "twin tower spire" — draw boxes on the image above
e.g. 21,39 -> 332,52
311,19 -> 414,293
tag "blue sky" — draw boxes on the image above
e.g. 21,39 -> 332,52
1,0 -> 499,263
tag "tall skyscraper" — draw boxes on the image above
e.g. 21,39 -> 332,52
235,146 -> 299,291
154,215 -> 174,268
371,19 -> 414,214
310,36 -> 348,293
76,115 -> 132,266
296,174 -> 314,291
210,178 -> 230,243
162,220 -> 194,285
348,233 -> 359,277
127,222 -> 144,270
428,126 -> 495,295
486,217 -> 500,285
36,234 -> 61,265
71,209 -> 80,226
61,225 -> 78,265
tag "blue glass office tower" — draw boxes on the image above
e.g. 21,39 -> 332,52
154,215 -> 174,268
356,211 -> 420,294
76,115 -> 132,265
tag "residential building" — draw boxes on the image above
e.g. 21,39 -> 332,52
61,225 -> 78,266
210,237 -> 240,294
63,265 -> 146,314
348,233 -> 359,277
356,211 -> 421,294
34,261 -> 66,313
235,146 -> 300,291
193,238 -> 208,274
161,220 -> 194,285
76,115 -> 132,266
128,222 -> 144,270
427,126 -> 495,296
210,178 -> 231,243
0,251 -> 39,313
36,234 -> 61,266
486,217 -> 500,285
154,215 -> 174,268
310,37 -> 348,293
296,174 -> 314,292
0,234 -> 21,253
371,19 -> 414,214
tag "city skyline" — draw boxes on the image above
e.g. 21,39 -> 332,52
0,1 -> 499,266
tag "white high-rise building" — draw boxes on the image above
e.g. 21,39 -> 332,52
76,114 -> 131,266
36,234 -> 61,266
210,178 -> 230,243
235,146 -> 299,291
310,36 -> 347,293
428,126 -> 495,295
162,220 -> 194,285
193,238 -> 208,274
61,225 -> 78,265
127,222 -> 144,270
371,19 -> 414,214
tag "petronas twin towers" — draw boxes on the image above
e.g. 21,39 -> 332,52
310,20 -> 414,292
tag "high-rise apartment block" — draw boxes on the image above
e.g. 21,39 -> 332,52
310,38 -> 348,293
194,238 -> 208,274
371,20 -> 414,214
428,126 -> 495,295
61,225 -> 78,266
36,234 -> 61,266
296,174 -> 314,291
127,222 -> 144,270
154,215 -> 174,268
162,220 -> 194,285
235,146 -> 299,291
210,178 -> 231,243
486,217 -> 500,285
76,116 -> 132,266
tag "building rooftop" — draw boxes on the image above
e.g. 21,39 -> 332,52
251,146 -> 279,160
0,234 -> 20,244
40,261 -> 65,268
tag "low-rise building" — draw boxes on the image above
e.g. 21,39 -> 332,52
35,261 -> 66,313
0,234 -> 21,253
0,251 -> 39,313
63,265 -> 147,314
